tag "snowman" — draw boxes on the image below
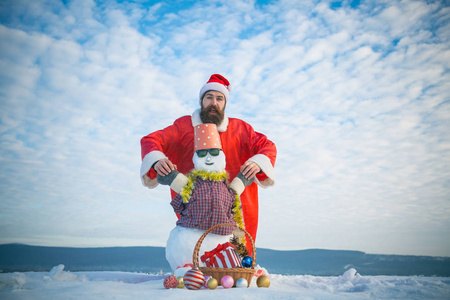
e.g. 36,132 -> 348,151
157,123 -> 252,276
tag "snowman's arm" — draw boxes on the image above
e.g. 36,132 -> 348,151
229,172 -> 254,195
157,171 -> 188,194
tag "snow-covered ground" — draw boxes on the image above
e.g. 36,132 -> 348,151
0,265 -> 449,299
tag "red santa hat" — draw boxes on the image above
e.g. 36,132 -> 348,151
199,74 -> 232,103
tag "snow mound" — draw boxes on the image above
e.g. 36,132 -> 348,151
46,264 -> 81,281
0,266 -> 449,299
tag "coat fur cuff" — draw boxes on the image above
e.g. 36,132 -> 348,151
247,154 -> 276,187
140,151 -> 168,188
170,173 -> 189,194
229,177 -> 245,195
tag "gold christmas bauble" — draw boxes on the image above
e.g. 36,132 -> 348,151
256,275 -> 270,288
176,276 -> 184,288
207,277 -> 218,290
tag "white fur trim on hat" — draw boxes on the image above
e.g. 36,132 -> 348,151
199,82 -> 230,103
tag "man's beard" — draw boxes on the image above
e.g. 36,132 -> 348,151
200,104 -> 225,126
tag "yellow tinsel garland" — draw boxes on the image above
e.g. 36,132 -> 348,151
180,169 -> 246,245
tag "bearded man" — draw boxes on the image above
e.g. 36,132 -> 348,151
140,74 -> 277,253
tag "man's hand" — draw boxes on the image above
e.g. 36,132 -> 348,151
240,161 -> 261,180
154,158 -> 177,176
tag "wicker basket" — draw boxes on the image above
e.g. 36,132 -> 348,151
192,223 -> 255,287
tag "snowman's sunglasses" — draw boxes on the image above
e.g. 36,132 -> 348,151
196,149 -> 221,157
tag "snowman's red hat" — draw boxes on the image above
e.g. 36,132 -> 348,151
194,123 -> 222,151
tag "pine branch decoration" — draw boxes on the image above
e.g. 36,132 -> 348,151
230,236 -> 249,257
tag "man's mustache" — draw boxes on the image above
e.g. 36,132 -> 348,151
206,106 -> 220,114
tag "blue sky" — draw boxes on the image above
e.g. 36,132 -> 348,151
0,0 -> 449,257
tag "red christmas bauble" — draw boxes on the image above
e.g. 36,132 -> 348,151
163,275 -> 178,289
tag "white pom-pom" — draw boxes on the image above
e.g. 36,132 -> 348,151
227,84 -> 233,91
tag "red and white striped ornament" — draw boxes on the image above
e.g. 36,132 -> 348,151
183,269 -> 205,290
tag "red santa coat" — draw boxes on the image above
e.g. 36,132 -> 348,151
140,109 -> 277,251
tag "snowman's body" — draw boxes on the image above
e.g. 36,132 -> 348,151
166,225 -> 232,274
165,146 -> 236,273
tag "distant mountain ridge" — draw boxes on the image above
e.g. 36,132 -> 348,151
1,244 -> 449,276
256,248 -> 450,276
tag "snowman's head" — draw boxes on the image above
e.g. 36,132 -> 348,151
193,148 -> 226,172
